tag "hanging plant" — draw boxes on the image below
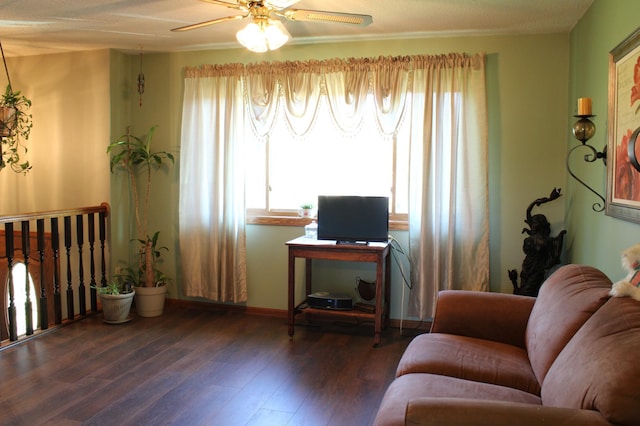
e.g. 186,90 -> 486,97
0,85 -> 32,173
0,40 -> 33,174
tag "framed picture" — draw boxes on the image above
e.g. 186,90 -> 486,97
607,27 -> 640,223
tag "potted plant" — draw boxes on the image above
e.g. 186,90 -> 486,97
124,230 -> 172,317
93,277 -> 135,324
299,202 -> 315,218
0,84 -> 32,173
107,125 -> 174,317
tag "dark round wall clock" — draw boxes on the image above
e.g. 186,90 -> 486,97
628,126 -> 640,172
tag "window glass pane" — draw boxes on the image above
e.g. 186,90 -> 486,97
394,117 -> 410,215
245,138 -> 267,209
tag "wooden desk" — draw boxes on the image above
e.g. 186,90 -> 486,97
286,236 -> 391,347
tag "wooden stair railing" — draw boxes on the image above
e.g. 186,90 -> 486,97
0,203 -> 110,344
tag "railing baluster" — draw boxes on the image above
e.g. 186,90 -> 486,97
6,223 -> 17,341
21,221 -> 33,336
88,213 -> 97,311
37,219 -> 48,330
99,210 -> 107,288
51,217 -> 62,324
64,216 -> 74,320
76,215 -> 86,316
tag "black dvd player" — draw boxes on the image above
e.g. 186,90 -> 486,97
307,292 -> 353,310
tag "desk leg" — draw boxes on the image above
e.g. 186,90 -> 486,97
305,258 -> 312,296
288,248 -> 295,340
384,250 -> 391,329
373,253 -> 384,347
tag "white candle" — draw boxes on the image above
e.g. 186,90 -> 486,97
578,97 -> 592,115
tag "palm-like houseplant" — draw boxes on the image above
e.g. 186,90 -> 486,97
107,125 -> 174,290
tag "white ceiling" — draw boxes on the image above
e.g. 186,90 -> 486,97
0,0 -> 593,57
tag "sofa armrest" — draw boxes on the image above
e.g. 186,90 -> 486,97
405,398 -> 610,426
430,290 -> 535,348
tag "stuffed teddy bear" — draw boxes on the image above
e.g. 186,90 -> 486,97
609,243 -> 640,301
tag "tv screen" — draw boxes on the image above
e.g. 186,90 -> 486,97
317,195 -> 389,244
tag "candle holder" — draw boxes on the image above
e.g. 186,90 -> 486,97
566,114 -> 607,212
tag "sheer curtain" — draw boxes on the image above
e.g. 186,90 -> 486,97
408,53 -> 489,319
179,65 -> 247,302
179,54 -> 488,311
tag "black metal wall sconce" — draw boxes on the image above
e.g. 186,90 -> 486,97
566,97 -> 607,212
137,45 -> 145,107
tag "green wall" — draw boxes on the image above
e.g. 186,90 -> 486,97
109,33 -> 571,319
566,0 -> 640,279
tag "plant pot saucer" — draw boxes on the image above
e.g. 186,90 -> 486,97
103,316 -> 133,324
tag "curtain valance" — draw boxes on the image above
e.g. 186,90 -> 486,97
183,53 -> 481,77
184,53 -> 483,137
184,63 -> 245,78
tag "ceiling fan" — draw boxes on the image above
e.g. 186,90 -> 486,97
171,0 -> 373,52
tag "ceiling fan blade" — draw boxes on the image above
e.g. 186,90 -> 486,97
199,0 -> 248,11
171,14 -> 247,32
283,9 -> 373,26
265,0 -> 301,9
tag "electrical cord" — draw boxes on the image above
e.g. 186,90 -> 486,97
388,235 -> 415,335
389,235 -> 412,290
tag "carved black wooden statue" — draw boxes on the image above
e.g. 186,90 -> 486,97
508,188 -> 566,297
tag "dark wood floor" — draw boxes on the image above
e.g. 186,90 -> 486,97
0,307 -> 414,425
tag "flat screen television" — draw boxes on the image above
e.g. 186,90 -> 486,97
317,195 -> 389,244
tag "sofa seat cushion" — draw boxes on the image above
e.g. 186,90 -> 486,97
526,264 -> 612,384
396,333 -> 540,394
542,297 -> 640,426
403,398 -> 611,426
374,373 -> 541,426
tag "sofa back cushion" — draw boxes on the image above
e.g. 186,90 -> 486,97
525,264 -> 611,384
541,297 -> 640,426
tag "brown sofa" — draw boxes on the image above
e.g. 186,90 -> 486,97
374,264 -> 640,425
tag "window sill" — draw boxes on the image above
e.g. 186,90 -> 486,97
246,215 -> 408,231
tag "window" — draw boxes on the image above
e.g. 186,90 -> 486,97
245,93 -> 412,224
180,53 -> 488,311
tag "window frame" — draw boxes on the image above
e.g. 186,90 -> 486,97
244,94 -> 410,230
246,208 -> 408,230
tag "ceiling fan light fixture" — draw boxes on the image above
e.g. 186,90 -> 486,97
236,18 -> 290,52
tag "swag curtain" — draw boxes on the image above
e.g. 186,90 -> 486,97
243,57 -> 410,137
179,54 -> 488,313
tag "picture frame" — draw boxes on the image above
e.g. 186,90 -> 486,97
606,26 -> 640,223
